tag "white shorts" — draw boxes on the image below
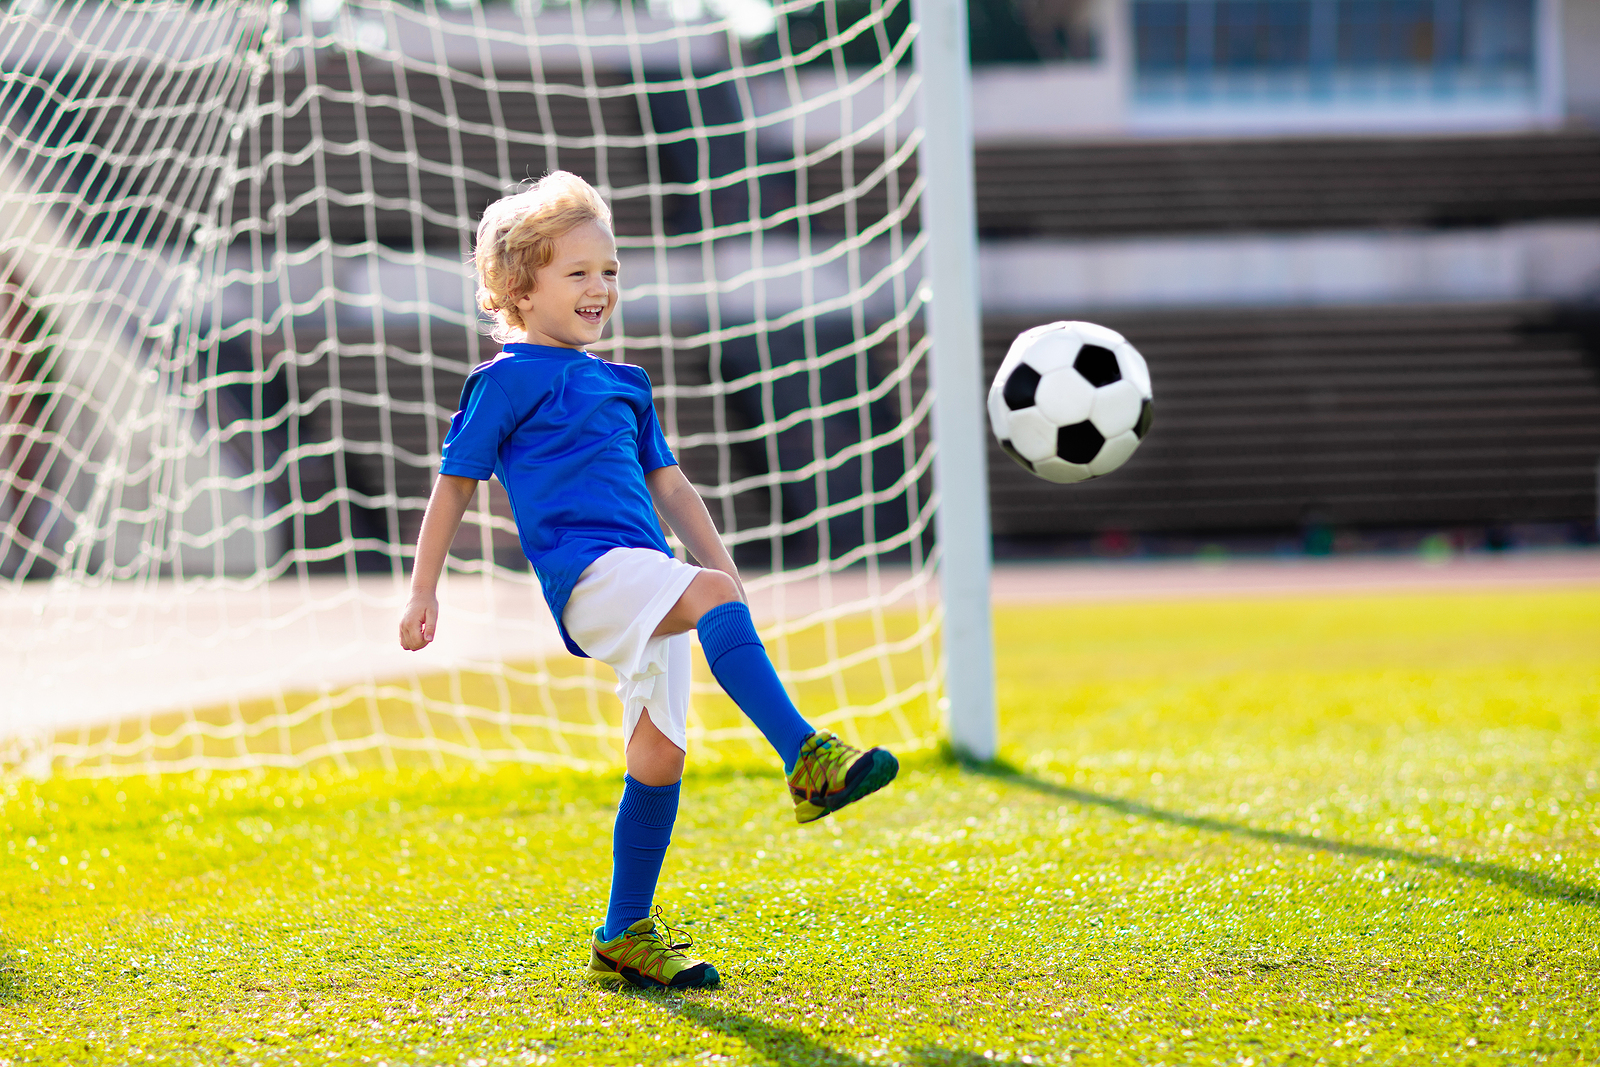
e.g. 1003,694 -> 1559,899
562,546 -> 701,753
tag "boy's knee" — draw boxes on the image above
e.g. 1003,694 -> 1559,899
627,725 -> 685,787
628,758 -> 683,788
656,568 -> 743,638
699,569 -> 740,607
686,571 -> 741,628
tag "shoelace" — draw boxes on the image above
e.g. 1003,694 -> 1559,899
652,905 -> 693,952
803,734 -> 856,787
612,932 -> 684,983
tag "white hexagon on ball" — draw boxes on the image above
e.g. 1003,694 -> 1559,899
1089,380 -> 1142,437
1034,368 -> 1096,426
1087,430 -> 1140,477
1005,407 -> 1058,463
1067,321 -> 1127,350
1032,456 -> 1093,484
1012,330 -> 1081,375
986,387 -> 1012,441
1114,342 -> 1152,398
1004,321 -> 1062,358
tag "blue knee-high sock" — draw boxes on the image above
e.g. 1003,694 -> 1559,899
697,601 -> 814,772
602,775 -> 679,941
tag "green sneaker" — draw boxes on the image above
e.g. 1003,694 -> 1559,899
786,730 -> 899,824
586,910 -> 720,990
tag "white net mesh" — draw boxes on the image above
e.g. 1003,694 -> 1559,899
1,0 -> 941,776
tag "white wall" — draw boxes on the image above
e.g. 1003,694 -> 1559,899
1565,0 -> 1600,122
968,62 -> 1124,142
968,0 -> 1128,142
753,58 -> 1124,149
977,223 -> 1600,314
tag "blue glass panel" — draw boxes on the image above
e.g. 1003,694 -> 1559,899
1461,0 -> 1534,67
1131,0 -> 1537,101
1134,1 -> 1191,70
1215,0 -> 1312,69
1338,0 -> 1437,66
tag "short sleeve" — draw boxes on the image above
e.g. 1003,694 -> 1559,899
439,371 -> 518,479
633,395 -> 678,473
635,380 -> 677,473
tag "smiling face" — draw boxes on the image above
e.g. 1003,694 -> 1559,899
514,219 -> 619,349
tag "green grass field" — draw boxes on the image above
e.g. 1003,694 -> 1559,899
3,588 -> 1598,1066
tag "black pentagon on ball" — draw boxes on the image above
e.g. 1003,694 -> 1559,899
1056,421 -> 1104,464
998,438 -> 1034,472
1001,363 -> 1041,411
1134,397 -> 1153,439
1074,344 -> 1121,387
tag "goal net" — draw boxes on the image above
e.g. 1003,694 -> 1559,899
1,0 -> 941,776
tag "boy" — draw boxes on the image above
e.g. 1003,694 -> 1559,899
398,171 -> 899,991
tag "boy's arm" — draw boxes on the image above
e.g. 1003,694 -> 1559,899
645,465 -> 746,602
399,473 -> 479,650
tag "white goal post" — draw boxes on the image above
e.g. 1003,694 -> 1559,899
0,0 -> 995,775
914,0 -> 995,762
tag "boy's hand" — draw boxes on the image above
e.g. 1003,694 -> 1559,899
399,593 -> 439,651
402,473 -> 477,651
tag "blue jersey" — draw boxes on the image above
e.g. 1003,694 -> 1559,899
437,343 -> 677,656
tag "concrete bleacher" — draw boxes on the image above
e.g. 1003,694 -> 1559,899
973,133 -> 1600,236
809,131 -> 1600,236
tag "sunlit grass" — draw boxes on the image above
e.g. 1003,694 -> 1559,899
2,588 -> 1597,1065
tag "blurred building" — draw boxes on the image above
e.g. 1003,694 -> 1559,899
935,0 -> 1600,554
975,0 -> 1582,137
5,0 -> 1598,580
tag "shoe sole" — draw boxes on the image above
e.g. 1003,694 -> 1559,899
585,962 -> 721,990
797,748 -> 899,824
586,965 -> 627,987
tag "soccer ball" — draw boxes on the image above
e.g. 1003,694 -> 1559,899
987,321 -> 1153,484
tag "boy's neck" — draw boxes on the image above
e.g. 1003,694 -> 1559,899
512,336 -> 586,353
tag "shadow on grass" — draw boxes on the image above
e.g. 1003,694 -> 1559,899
652,1001 -> 994,1067
0,959 -> 25,1003
905,1049 -> 997,1066
672,1003 -> 866,1066
958,756 -> 1600,907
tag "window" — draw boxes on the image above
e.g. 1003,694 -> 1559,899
1133,0 -> 1537,102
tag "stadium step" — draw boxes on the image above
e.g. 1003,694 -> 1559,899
809,132 -> 1600,238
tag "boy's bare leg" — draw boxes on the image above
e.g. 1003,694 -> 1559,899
625,713 -> 684,786
653,569 -> 741,637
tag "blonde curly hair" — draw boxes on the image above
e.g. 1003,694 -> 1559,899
473,171 -> 614,343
